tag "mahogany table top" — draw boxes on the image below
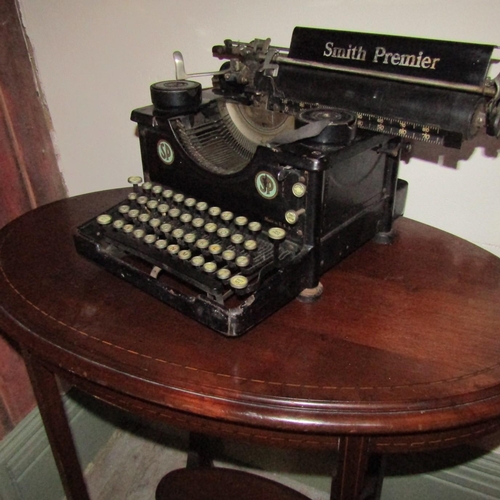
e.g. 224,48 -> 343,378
1,188 -> 500,445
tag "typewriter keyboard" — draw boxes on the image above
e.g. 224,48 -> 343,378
82,177 -> 300,303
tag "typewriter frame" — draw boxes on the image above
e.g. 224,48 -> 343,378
75,96 -> 407,336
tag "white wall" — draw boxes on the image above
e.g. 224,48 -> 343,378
19,0 -> 500,257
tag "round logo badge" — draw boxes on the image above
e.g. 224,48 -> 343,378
157,140 -> 174,165
255,171 -> 278,199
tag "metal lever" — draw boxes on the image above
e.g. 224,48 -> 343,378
173,51 -> 228,80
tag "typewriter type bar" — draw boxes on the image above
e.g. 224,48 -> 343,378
75,26 -> 498,335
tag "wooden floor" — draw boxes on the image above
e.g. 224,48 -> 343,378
84,424 -> 331,500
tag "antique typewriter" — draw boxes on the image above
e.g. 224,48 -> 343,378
75,27 -> 500,336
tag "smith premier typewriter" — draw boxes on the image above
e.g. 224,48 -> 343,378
74,27 -> 500,336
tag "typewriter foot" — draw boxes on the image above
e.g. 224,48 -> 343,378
297,282 -> 324,303
374,230 -> 395,245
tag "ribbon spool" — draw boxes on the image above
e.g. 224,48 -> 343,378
297,108 -> 357,145
150,80 -> 202,113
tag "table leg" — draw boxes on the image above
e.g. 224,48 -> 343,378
23,352 -> 91,500
331,436 -> 384,500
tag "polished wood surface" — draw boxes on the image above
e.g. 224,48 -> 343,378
1,189 -> 500,499
155,468 -> 311,500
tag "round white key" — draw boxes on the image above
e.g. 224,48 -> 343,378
208,206 -> 221,217
191,255 -> 205,267
244,239 -> 258,251
96,214 -> 112,225
196,238 -> 209,250
127,176 -> 142,186
217,268 -> 231,280
178,249 -> 192,261
236,255 -> 250,268
268,227 -> 286,241
230,275 -> 248,290
167,244 -> 180,255
203,261 -> 217,274
222,249 -> 236,261
113,219 -> 125,230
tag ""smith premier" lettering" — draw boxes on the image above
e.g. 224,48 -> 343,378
323,42 -> 441,70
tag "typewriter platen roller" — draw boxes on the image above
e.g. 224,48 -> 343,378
74,27 -> 500,336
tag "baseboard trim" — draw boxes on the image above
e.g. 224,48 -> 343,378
381,447 -> 500,500
0,389 -> 117,500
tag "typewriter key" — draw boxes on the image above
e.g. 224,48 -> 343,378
217,268 -> 231,281
133,228 -> 145,239
184,197 -> 196,208
144,234 -> 157,245
168,208 -> 181,218
137,195 -> 148,206
127,192 -> 138,202
122,224 -> 134,234
128,209 -> 140,219
191,255 -> 205,267
113,219 -> 125,230
180,213 -> 193,224
138,213 -> 151,223
244,239 -> 258,251
162,189 -> 174,199
149,218 -> 161,229
292,182 -> 306,198
230,275 -> 248,290
178,249 -> 192,261
230,233 -> 245,245
208,206 -> 221,217
173,193 -> 185,204
196,238 -> 209,250
234,216 -> 248,228
127,176 -> 142,189
147,199 -> 158,210
248,221 -> 262,233
160,223 -> 173,234
217,227 -> 231,239
118,204 -> 130,214
172,228 -> 185,239
268,227 -> 286,263
221,211 -> 234,222
268,227 -> 286,241
167,244 -> 180,255
222,249 -> 236,262
152,185 -> 163,196
155,239 -> 167,250
235,255 -> 250,268
142,181 -> 153,192
208,243 -> 223,256
184,232 -> 197,244
285,209 -> 305,225
192,217 -> 205,228
196,201 -> 208,212
158,203 -> 169,215
203,261 -> 217,274
96,214 -> 112,225
204,222 -> 218,234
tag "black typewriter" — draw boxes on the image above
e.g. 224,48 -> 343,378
75,27 -> 500,336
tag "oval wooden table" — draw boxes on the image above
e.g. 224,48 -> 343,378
1,189 -> 500,500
